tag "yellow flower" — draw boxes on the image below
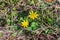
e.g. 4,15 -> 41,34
21,20 -> 29,28
28,11 -> 39,20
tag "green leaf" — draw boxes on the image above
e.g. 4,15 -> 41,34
11,11 -> 17,17
31,22 -> 38,27
7,0 -> 18,4
31,22 -> 39,30
0,2 -> 5,7
11,32 -> 17,37
7,19 -> 11,25
45,29 -> 52,34
18,17 -> 23,23
27,27 -> 32,31
12,7 -> 16,11
28,19 -> 33,22
32,26 -> 38,30
46,17 -> 53,25
30,0 -> 34,5
40,3 -> 47,9
0,32 -> 3,37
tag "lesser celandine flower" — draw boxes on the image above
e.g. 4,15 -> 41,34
21,20 -> 29,28
28,11 -> 39,20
